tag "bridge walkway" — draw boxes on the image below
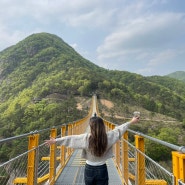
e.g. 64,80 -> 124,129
55,115 -> 123,185
55,149 -> 123,185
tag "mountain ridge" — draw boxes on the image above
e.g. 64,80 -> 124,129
166,71 -> 185,82
0,32 -> 185,132
0,32 -> 185,162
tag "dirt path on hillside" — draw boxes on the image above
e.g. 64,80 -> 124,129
100,99 -> 114,109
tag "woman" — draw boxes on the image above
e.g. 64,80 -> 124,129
45,115 -> 139,185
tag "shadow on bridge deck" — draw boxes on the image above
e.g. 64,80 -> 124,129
55,149 -> 123,185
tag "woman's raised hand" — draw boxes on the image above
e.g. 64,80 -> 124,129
45,137 -> 56,146
130,116 -> 140,124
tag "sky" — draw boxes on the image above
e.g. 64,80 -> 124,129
0,0 -> 185,76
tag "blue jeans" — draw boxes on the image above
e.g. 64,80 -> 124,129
84,163 -> 109,185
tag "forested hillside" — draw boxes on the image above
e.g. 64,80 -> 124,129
166,71 -> 185,82
0,32 -> 185,162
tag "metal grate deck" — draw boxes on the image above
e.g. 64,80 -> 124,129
55,149 -> 123,185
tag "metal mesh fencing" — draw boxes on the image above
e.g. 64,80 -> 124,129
126,140 -> 175,185
128,146 -> 136,180
0,143 -> 51,185
37,143 -> 50,179
144,153 -> 174,184
0,149 -> 28,185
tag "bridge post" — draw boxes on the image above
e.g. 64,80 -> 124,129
67,124 -> 72,155
106,121 -> 111,132
116,140 -> 121,169
122,131 -> 129,184
49,128 -> 57,185
60,125 -> 66,166
172,151 -> 185,185
112,125 -> 116,154
135,135 -> 145,185
27,133 -> 39,185
73,122 -> 77,134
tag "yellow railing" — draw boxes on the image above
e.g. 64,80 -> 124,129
13,116 -> 89,185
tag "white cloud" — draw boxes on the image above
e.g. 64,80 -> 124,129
0,30 -> 27,50
148,49 -> 176,67
96,12 -> 185,73
98,12 -> 185,52
70,42 -> 90,60
70,43 -> 78,50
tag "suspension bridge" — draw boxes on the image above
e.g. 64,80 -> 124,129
0,95 -> 185,185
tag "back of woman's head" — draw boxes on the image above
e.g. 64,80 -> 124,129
88,117 -> 108,157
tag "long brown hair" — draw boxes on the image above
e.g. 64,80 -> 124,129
88,117 -> 108,157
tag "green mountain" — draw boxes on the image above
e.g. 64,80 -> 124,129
0,32 -> 185,129
0,33 -> 185,129
0,32 -> 185,162
166,71 -> 185,82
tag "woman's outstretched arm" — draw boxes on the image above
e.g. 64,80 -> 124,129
45,133 -> 88,149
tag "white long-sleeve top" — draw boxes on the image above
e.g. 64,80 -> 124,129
56,122 -> 130,162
